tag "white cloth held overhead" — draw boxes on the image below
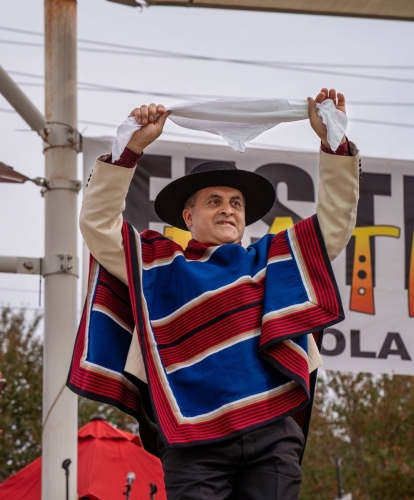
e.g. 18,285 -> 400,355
112,98 -> 348,160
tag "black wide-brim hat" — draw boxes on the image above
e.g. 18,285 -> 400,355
154,161 -> 275,231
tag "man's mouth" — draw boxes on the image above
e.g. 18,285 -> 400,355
217,220 -> 235,227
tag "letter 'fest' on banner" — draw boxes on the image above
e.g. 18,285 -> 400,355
83,137 -> 414,376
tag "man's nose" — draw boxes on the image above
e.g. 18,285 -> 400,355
220,202 -> 234,215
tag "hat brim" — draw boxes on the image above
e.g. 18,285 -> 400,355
154,169 -> 275,231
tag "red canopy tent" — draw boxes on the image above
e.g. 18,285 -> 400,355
0,418 -> 167,500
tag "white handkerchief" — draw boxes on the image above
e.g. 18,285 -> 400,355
112,98 -> 347,160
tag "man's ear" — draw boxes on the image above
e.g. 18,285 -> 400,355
182,208 -> 193,228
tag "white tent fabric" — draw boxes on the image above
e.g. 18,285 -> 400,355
112,98 -> 347,160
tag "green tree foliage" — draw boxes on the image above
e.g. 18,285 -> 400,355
78,397 -> 138,433
0,308 -> 43,482
0,308 -> 138,482
301,371 -> 414,500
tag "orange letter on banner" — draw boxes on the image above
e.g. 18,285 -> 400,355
268,217 -> 295,235
350,226 -> 400,314
409,233 -> 414,317
164,226 -> 192,250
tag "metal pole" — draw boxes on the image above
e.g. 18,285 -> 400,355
42,1 -> 79,500
335,456 -> 343,499
0,65 -> 47,135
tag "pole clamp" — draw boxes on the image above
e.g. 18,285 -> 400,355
40,178 -> 82,196
42,254 -> 79,278
42,121 -> 81,153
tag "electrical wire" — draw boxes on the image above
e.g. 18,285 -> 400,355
1,25 -> 414,70
0,286 -> 83,296
0,305 -> 43,312
10,79 -> 233,101
0,287 -> 43,294
0,108 -> 312,150
7,70 -> 414,107
349,118 -> 414,129
1,33 -> 414,85
1,106 -> 414,132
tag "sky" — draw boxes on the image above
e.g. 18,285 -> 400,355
0,0 -> 414,324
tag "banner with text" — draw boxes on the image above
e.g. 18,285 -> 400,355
83,137 -> 414,376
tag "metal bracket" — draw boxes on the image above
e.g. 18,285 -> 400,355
0,255 -> 79,277
42,254 -> 79,278
0,256 -> 41,275
42,121 -> 81,153
40,179 -> 82,196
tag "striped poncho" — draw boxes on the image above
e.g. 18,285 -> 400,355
68,214 -> 344,456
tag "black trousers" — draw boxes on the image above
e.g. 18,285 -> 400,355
158,417 -> 305,500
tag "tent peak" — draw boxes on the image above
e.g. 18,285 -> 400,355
78,419 -> 142,446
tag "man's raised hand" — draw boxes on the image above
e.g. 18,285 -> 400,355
308,88 -> 346,149
127,104 -> 171,154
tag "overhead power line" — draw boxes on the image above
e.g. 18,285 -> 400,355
0,287 -> 44,294
0,286 -> 83,296
14,81 -> 414,107
1,27 -> 414,85
0,108 -> 308,152
0,108 -> 226,142
2,107 -> 413,132
8,73 -> 233,101
350,118 -> 414,129
2,39 -> 414,86
1,305 -> 44,312
1,25 -> 414,70
78,117 -> 414,131
6,70 -> 414,107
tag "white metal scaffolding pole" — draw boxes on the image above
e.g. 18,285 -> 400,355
43,1 -> 79,499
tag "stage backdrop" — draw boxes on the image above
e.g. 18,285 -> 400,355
83,136 -> 414,376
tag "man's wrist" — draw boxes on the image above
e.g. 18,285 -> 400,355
100,147 -> 142,168
320,134 -> 346,150
320,136 -> 350,156
126,139 -> 145,155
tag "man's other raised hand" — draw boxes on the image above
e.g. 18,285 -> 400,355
308,88 -> 346,149
127,104 -> 170,154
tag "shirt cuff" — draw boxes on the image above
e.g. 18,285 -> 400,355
100,147 -> 142,168
320,140 -> 351,157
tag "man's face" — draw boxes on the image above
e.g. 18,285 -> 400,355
182,186 -> 246,245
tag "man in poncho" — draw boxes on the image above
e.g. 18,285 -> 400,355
68,88 -> 359,499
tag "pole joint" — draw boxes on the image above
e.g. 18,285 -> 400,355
40,178 -> 82,196
42,122 -> 81,153
43,254 -> 79,278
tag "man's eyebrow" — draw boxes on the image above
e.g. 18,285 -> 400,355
206,194 -> 242,198
204,193 -> 244,203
